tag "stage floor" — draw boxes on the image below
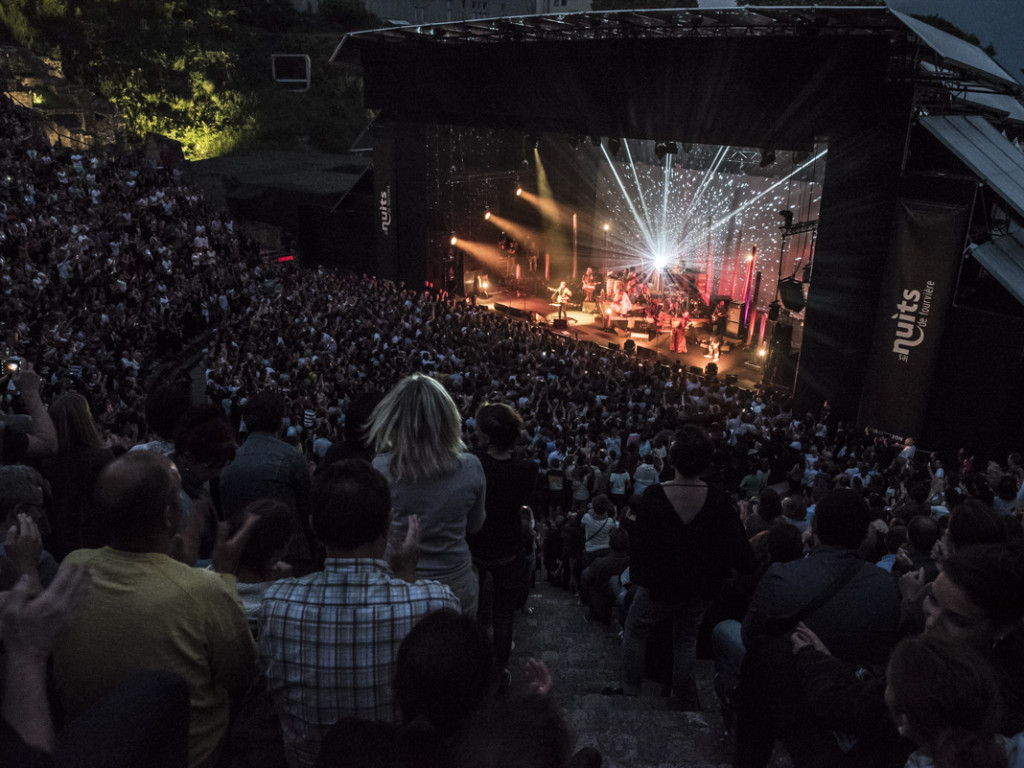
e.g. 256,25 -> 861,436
478,286 -> 765,390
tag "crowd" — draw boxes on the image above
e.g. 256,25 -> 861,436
1,90 -> 1024,768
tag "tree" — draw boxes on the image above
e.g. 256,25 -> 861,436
0,0 -> 376,159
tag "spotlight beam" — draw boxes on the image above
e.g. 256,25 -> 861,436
534,147 -> 552,202
597,138 -> 824,298
708,148 -> 828,233
621,140 -> 656,248
517,189 -> 565,223
680,144 -> 730,236
601,143 -> 656,247
449,238 -> 506,271
484,213 -> 538,248
659,152 -> 673,264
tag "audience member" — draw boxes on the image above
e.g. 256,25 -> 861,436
469,402 -> 536,669
53,451 -> 255,768
38,392 -> 112,557
219,391 -> 314,573
580,526 -> 630,625
258,459 -> 459,768
369,374 -> 486,615
618,424 -> 754,710
1,566 -> 90,766
0,363 -> 57,465
895,515 -> 941,583
131,385 -> 191,456
0,464 -> 58,588
229,498 -> 295,636
581,493 -> 615,569
886,634 -> 1023,768
6,90 -> 1024,767
927,543 -> 1024,728
735,488 -> 903,767
742,488 -> 901,665
315,608 -> 497,768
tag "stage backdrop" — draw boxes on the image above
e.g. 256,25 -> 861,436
858,200 -> 968,438
594,148 -> 822,310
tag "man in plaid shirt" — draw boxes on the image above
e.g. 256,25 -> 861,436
258,459 -> 459,768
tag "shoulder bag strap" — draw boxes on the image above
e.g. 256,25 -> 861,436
764,557 -> 863,636
586,518 -> 610,543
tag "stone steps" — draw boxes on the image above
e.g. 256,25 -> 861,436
507,583 -> 737,768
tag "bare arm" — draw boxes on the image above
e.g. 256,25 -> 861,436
13,364 -> 58,459
1,566 -> 91,753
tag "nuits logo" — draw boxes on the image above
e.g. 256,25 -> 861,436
380,187 -> 392,235
891,281 -> 935,361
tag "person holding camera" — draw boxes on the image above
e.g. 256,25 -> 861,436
0,361 -> 58,466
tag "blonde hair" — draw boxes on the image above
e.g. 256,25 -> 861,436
368,373 -> 466,483
50,392 -> 104,453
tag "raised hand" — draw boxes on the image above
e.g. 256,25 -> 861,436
389,514 -> 420,583
211,512 -> 260,575
5,513 -> 43,577
522,657 -> 553,696
0,564 -> 91,657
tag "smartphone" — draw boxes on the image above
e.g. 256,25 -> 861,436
5,356 -> 20,373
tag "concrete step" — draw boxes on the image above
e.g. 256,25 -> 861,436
507,581 -> 793,768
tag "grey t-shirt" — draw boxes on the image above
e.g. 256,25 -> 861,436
373,452 -> 486,580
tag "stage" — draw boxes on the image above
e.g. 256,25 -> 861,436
476,282 -> 765,390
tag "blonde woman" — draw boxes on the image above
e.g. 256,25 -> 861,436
369,373 -> 486,615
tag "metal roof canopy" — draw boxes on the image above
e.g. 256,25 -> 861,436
332,7 -> 1023,115
332,6 -> 908,56
921,115 -> 1024,221
889,9 -> 1019,91
918,62 -> 1024,124
192,151 -> 371,200
971,229 -> 1024,308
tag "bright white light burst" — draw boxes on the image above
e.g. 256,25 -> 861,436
597,140 -> 826,310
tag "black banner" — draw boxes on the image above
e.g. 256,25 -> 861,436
858,200 -> 967,438
372,126 -> 398,280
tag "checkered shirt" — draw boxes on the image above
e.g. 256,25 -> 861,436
258,558 -> 458,768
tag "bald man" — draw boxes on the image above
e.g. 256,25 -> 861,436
53,451 -> 255,768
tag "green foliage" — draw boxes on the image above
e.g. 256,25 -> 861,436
0,2 -> 32,47
2,0 -> 376,160
232,26 -> 374,156
18,0 -> 261,158
0,0 -> 63,55
31,88 -> 77,110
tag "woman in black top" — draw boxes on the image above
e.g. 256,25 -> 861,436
619,424 -> 754,709
468,403 -> 537,669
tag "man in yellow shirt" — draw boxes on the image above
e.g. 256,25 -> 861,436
54,451 -> 255,768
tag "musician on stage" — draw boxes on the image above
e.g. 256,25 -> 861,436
553,280 -> 572,319
706,335 -> 721,362
671,320 -> 687,354
582,267 -> 596,302
712,301 -> 728,336
624,269 -> 639,299
611,287 -> 632,317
